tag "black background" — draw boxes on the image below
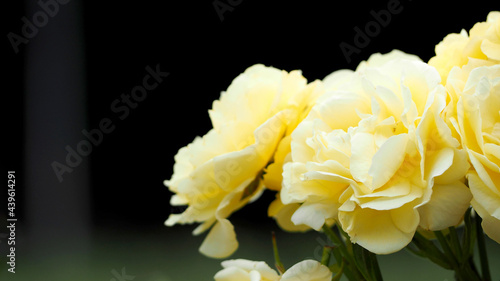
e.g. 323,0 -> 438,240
3,1 -> 500,280
86,1 -> 496,228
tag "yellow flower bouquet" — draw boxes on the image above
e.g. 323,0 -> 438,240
165,11 -> 500,281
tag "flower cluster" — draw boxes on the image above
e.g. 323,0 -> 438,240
165,11 -> 499,281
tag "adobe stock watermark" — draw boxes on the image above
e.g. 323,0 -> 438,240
339,0 -> 410,63
7,0 -> 71,54
213,0 -> 243,22
51,64 -> 169,183
110,267 -> 135,281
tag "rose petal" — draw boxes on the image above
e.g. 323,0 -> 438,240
268,197 -> 310,232
214,267 -> 250,281
281,260 -> 332,281
339,207 -> 416,254
418,182 -> 472,230
369,134 -> 408,189
292,201 -> 337,231
199,219 -> 238,258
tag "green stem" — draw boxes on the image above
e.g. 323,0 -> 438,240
448,227 -> 463,258
475,215 -> 491,281
434,230 -> 459,269
322,224 -> 365,281
321,246 -> 332,266
433,229 -> 482,281
352,244 -> 373,281
366,249 -> 383,281
412,231 -> 452,269
322,225 -> 352,264
271,232 -> 285,274
462,208 -> 474,263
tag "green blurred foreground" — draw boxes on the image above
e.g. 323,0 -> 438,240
1,220 -> 499,281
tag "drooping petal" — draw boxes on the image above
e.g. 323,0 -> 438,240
199,219 -> 238,258
339,206 -> 417,254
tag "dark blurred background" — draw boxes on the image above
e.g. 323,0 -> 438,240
3,1 -> 500,280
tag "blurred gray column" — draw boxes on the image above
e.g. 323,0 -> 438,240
24,0 -> 90,269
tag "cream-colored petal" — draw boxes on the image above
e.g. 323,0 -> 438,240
472,199 -> 500,244
322,69 -> 355,92
192,217 -> 217,235
165,214 -> 182,227
339,207 -> 416,254
292,201 -> 338,231
263,135 -> 292,191
400,82 -> 418,131
481,39 -> 500,60
218,259 -> 280,281
316,92 -> 370,131
434,149 -> 470,185
369,134 -> 408,189
418,182 -> 472,230
350,132 -> 376,184
468,151 -> 500,198
169,194 -> 189,205
424,148 -> 455,184
390,202 -> 420,233
458,95 -> 484,153
213,111 -> 289,192
214,267 -> 251,281
358,179 -> 411,198
281,260 -> 332,281
281,162 -> 335,204
268,196 -> 310,232
357,50 -> 422,71
357,182 -> 421,210
249,271 -> 262,281
468,171 -> 500,221
373,86 -> 404,119
199,219 -> 238,258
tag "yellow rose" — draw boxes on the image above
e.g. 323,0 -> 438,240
282,53 -> 472,254
267,50 -> 416,233
214,259 -> 332,281
430,11 -> 500,83
450,64 -> 500,243
165,64 -> 323,258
